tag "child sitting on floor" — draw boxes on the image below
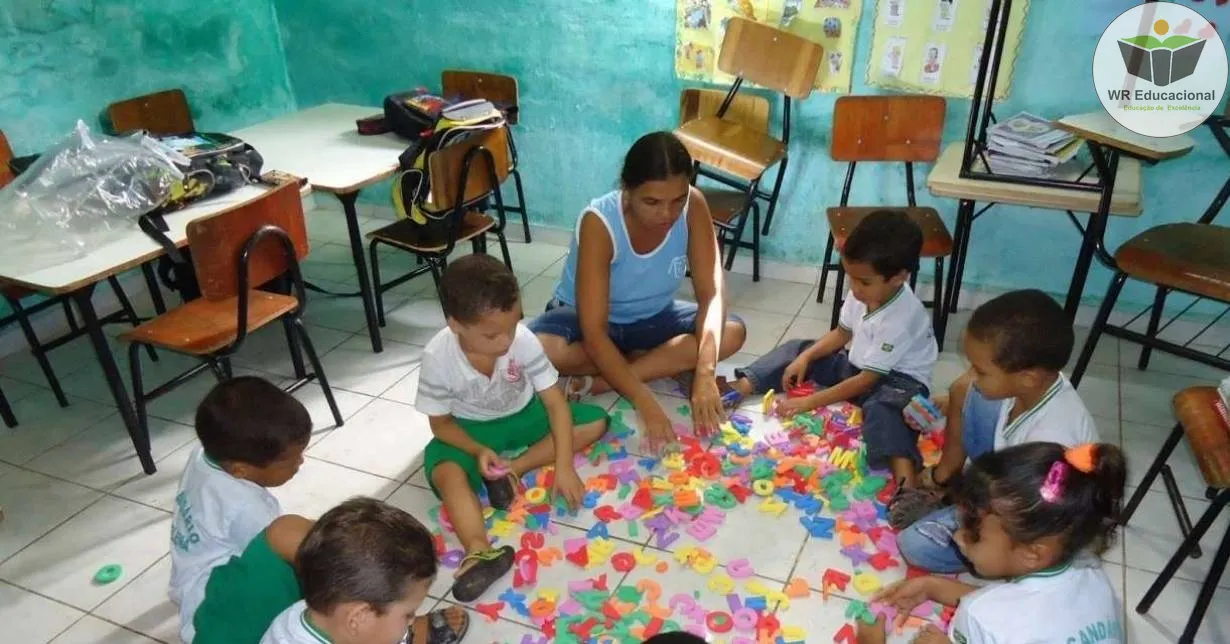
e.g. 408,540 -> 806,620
261,497 -> 461,644
896,290 -> 1100,570
416,254 -> 609,601
169,377 -> 313,644
725,210 -> 936,518
857,442 -> 1125,644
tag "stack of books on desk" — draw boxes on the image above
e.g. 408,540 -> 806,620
985,112 -> 1083,177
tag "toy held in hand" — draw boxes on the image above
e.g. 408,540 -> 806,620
904,394 -> 944,433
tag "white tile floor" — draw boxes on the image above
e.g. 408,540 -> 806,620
0,201 -> 1228,643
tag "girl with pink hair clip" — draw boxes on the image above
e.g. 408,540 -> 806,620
857,442 -> 1126,644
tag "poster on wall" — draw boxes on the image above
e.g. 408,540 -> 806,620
867,0 -> 1031,99
675,0 -> 865,94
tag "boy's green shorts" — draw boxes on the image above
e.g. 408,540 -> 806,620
192,528 -> 301,644
424,396 -> 608,498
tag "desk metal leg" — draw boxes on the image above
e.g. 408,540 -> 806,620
72,284 -> 154,474
947,199 -> 975,314
1063,151 -> 1120,320
335,191 -> 384,353
140,262 -> 167,315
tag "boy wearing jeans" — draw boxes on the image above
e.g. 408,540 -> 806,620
726,210 -> 937,521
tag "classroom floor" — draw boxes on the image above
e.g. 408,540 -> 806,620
1,200 -> 1229,644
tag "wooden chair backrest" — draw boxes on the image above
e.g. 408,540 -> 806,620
830,95 -> 946,162
107,89 -> 194,136
679,88 -> 771,132
428,126 -> 512,211
186,183 -> 308,301
0,130 -> 14,189
717,17 -> 824,100
442,71 -> 519,125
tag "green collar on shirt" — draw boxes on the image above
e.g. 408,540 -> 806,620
300,609 -> 334,644
863,286 -> 904,321
1001,376 -> 1063,441
1012,561 -> 1071,582
202,453 -> 224,472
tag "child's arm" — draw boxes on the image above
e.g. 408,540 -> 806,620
539,386 -> 585,508
799,325 -> 852,363
927,371 -> 973,487
922,576 -> 980,606
782,370 -> 880,414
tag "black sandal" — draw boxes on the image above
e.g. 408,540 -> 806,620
406,606 -> 470,644
484,472 -> 520,511
451,546 -> 515,603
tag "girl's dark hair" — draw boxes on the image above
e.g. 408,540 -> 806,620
297,497 -> 437,614
643,633 -> 707,644
621,132 -> 694,189
955,442 -> 1127,560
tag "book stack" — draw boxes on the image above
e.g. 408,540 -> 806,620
984,112 -> 1082,177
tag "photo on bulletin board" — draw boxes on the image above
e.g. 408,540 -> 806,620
676,0 -> 865,93
867,0 -> 1031,99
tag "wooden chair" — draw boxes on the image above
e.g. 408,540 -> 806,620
1071,222 -> 1230,386
817,96 -> 953,345
105,89 -> 194,136
0,129 -> 152,413
120,183 -> 343,473
367,126 -> 515,319
680,88 -> 772,279
1120,387 -> 1230,643
674,16 -> 823,275
442,71 -> 531,243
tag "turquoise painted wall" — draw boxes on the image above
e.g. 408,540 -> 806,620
274,0 -> 1229,307
0,0 -> 295,153
0,0 -> 295,316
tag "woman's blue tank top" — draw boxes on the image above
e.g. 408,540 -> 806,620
552,190 -> 690,324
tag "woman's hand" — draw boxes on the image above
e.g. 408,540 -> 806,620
637,397 -> 676,454
690,372 -> 725,437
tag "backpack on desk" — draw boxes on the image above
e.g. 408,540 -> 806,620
138,132 -> 265,302
388,98 -> 505,233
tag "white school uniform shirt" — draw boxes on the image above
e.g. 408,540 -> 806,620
838,285 -> 937,386
261,600 -> 411,644
415,323 -> 559,421
993,374 -> 1099,450
949,562 -> 1123,644
169,446 -> 281,643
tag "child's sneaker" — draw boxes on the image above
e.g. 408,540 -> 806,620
483,473 -> 520,511
888,484 -> 945,531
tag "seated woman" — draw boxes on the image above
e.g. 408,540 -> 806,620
529,131 -> 747,450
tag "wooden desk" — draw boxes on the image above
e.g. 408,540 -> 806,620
233,104 -> 407,353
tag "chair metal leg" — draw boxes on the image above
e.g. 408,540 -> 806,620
282,316 -> 307,380
369,242 -> 386,327
1137,491 -> 1230,616
511,168 -> 531,243
830,267 -> 846,331
108,277 -> 157,363
1137,286 -> 1168,371
724,183 -> 758,273
1122,424 -> 1185,524
7,296 -> 69,407
495,230 -> 514,272
61,298 -> 79,333
141,262 -> 168,315
1071,272 -> 1127,387
207,358 -> 228,382
1180,515 -> 1230,643
126,342 -> 155,473
428,260 -> 445,303
0,384 -> 16,428
751,202 -> 761,282
761,156 -> 789,236
294,318 -> 344,427
817,234 -> 836,303
933,258 -> 947,347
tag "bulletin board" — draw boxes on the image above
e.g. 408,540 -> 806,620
676,0 -> 865,94
866,0 -> 1031,99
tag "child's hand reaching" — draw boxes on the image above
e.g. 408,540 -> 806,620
781,356 -> 811,391
912,625 -> 953,643
552,462 -> 586,510
872,578 -> 933,629
775,393 -> 819,417
856,615 -> 888,644
477,449 -> 510,479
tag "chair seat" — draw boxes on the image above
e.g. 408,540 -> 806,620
1173,387 -> 1230,489
827,207 -> 953,257
700,188 -> 752,227
121,291 -> 299,355
675,116 -> 785,181
367,211 -> 496,253
1115,223 -> 1230,302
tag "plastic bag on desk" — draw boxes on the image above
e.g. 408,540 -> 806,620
0,120 -> 188,274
